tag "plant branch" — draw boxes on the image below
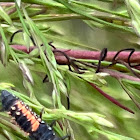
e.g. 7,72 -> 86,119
100,68 -> 140,82
11,45 -> 140,63
33,12 -> 130,25
89,83 -> 134,114
10,44 -> 140,82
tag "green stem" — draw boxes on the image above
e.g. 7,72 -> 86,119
72,0 -> 129,18
55,0 -> 134,33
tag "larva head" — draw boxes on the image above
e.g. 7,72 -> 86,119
1,90 -> 17,111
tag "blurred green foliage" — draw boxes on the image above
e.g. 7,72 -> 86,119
0,0 -> 140,140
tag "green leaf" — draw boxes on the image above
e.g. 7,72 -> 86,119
16,0 -> 21,7
0,6 -> 12,24
121,79 -> 140,90
0,25 -> 9,66
23,31 -> 30,52
125,0 -> 140,36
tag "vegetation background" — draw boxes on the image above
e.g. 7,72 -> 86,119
0,0 -> 140,140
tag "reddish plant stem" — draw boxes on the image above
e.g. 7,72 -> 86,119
89,83 -> 134,114
100,69 -> 140,82
11,45 -> 140,72
55,50 -> 140,64
11,45 -> 35,53
0,2 -> 15,7
11,45 -> 140,63
12,45 -> 140,81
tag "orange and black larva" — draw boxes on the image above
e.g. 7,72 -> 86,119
1,90 -> 66,140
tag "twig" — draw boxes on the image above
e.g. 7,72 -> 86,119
0,2 -> 15,7
11,45 -> 140,63
100,68 -> 140,82
10,44 -> 140,82
89,83 -> 134,114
